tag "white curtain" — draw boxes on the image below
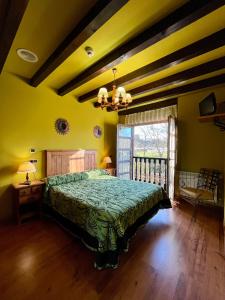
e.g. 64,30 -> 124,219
125,105 -> 177,125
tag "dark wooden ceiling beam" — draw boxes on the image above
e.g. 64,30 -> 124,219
58,0 -> 225,96
29,0 -> 128,87
104,73 -> 225,111
0,0 -> 29,73
118,98 -> 178,116
80,28 -> 225,102
127,56 -> 225,97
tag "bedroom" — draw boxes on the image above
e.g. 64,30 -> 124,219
0,0 -> 225,299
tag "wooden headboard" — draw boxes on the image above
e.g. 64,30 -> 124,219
46,150 -> 97,177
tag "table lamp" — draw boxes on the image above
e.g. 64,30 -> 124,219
103,156 -> 112,168
17,161 -> 36,185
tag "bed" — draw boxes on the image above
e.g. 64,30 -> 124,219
44,150 -> 171,269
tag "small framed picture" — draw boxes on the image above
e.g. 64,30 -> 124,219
93,125 -> 102,138
55,118 -> 69,135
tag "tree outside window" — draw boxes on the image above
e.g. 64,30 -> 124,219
134,123 -> 168,158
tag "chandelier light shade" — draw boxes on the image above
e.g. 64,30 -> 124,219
98,88 -> 108,104
97,68 -> 132,110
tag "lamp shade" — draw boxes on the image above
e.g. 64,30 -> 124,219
103,156 -> 112,164
17,161 -> 36,174
117,86 -> 126,95
98,87 -> 108,98
126,93 -> 132,103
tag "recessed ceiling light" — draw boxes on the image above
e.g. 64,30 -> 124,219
16,48 -> 39,63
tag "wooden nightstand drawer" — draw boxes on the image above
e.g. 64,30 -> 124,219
19,188 -> 31,197
13,181 -> 45,224
19,195 -> 33,205
31,185 -> 42,194
19,194 -> 41,205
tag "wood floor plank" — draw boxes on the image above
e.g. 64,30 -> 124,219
0,202 -> 224,300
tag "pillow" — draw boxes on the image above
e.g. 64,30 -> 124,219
47,171 -> 86,187
85,169 -> 108,178
44,172 -> 87,204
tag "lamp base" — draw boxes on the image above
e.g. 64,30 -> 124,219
20,180 -> 31,186
20,173 -> 31,185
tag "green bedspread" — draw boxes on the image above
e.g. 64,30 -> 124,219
46,170 -> 164,252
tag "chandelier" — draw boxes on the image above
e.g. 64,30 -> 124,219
97,68 -> 132,110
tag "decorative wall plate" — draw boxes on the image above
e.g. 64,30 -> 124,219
93,125 -> 102,138
55,118 -> 69,135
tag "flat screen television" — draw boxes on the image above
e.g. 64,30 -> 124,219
199,92 -> 217,116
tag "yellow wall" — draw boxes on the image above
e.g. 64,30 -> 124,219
0,72 -> 118,221
178,86 -> 225,172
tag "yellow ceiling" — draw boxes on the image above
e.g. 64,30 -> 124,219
4,0 -> 98,78
132,67 -> 225,100
3,0 -> 225,107
124,46 -> 225,92
44,0 -> 185,87
70,6 -> 225,97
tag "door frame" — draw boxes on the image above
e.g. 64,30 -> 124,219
117,124 -> 134,179
117,120 -> 177,197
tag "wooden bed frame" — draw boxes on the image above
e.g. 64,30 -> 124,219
46,150 -> 96,177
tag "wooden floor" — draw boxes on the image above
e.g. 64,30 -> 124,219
0,201 -> 224,300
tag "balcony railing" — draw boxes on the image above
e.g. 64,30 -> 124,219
133,156 -> 168,191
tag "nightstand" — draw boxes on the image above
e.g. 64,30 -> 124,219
12,180 -> 45,224
105,168 -> 116,176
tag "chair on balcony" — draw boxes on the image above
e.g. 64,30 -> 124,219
179,168 -> 221,215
